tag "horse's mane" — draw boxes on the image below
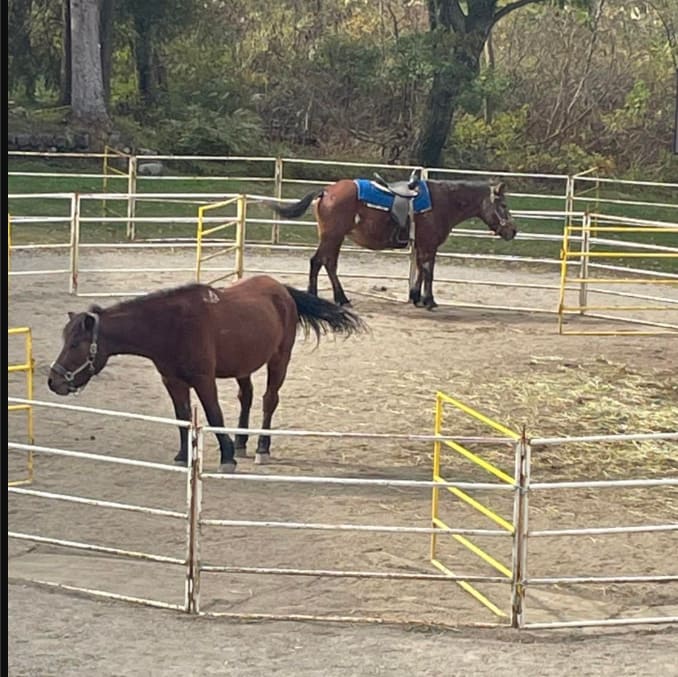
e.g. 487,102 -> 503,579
430,179 -> 492,190
87,283 -> 211,315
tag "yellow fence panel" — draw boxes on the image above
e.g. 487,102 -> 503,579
431,392 -> 519,619
195,195 -> 246,286
558,213 -> 678,335
8,327 -> 35,486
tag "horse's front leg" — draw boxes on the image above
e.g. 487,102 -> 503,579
420,254 -> 438,310
234,376 -> 253,457
162,376 -> 192,465
255,356 -> 290,465
192,375 -> 236,473
409,246 -> 424,306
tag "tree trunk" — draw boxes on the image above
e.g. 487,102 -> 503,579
415,37 -> 484,167
70,0 -> 109,125
59,0 -> 72,106
100,0 -> 114,103
483,31 -> 495,123
416,71 -> 466,167
414,0 -> 537,167
8,0 -> 36,100
134,14 -> 156,104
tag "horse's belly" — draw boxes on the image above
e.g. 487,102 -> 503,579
348,226 -> 391,250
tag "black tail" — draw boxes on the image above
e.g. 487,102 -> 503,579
270,190 -> 323,219
285,285 -> 367,340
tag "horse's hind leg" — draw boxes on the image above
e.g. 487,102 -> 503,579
255,354 -> 290,464
311,226 -> 350,305
162,376 -> 192,465
308,251 -> 322,297
234,376 -> 253,457
192,375 -> 237,472
325,244 -> 351,306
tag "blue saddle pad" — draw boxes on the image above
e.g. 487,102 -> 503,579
354,179 -> 432,213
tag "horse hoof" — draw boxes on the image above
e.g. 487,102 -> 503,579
218,462 -> 237,473
234,446 -> 248,458
254,452 -> 271,465
173,456 -> 188,466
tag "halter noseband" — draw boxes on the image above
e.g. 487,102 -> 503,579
51,311 -> 101,391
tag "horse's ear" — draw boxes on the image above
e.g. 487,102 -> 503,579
68,312 -> 76,320
83,314 -> 96,331
490,182 -> 506,202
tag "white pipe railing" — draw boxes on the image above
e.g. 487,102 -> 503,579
7,397 -> 678,630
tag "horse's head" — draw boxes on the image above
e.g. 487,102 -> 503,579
479,182 -> 517,241
48,309 -> 108,395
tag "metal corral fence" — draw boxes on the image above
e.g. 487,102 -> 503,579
431,392 -> 521,620
7,398 -> 196,612
7,152 -> 678,324
558,212 -> 678,335
7,328 -> 35,486
195,195 -> 246,286
7,395 -> 678,630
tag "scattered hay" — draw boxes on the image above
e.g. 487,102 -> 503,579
441,357 -> 677,480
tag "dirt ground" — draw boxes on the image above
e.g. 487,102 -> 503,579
7,246 -> 678,676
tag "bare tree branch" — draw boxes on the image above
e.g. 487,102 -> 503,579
494,0 -> 548,25
647,0 -> 678,70
563,0 -> 606,124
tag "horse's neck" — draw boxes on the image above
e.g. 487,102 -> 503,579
442,185 -> 487,229
100,304 -> 164,360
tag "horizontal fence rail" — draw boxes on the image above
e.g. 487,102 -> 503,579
7,396 -> 678,629
10,152 -> 675,324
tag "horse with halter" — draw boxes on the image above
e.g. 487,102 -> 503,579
48,275 -> 366,472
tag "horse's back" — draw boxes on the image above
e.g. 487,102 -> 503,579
209,276 -> 298,377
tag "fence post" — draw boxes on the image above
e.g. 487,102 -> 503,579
126,155 -> 137,240
185,406 -> 202,614
235,194 -> 246,279
556,212 -> 572,334
430,392 -> 443,561
102,146 -> 109,218
578,211 -> 591,315
69,193 -> 81,295
272,157 -> 283,244
564,174 -> 574,230
195,204 -> 205,283
8,213 -> 11,284
510,428 -> 530,629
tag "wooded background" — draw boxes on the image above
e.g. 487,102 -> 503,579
7,0 -> 678,179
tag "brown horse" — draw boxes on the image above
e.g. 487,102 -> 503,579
270,178 -> 518,309
47,275 -> 366,472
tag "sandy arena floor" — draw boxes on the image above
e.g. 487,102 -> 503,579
7,246 -> 678,676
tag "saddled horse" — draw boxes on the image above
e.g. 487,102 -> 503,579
269,175 -> 518,309
47,275 -> 366,472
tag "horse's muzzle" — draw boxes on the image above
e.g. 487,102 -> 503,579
47,374 -> 73,396
497,223 -> 517,241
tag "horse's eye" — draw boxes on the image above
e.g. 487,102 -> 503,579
69,342 -> 79,350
